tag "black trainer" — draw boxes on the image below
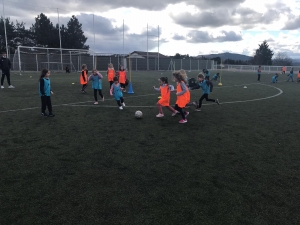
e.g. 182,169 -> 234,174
48,112 -> 55,117
41,113 -> 48,116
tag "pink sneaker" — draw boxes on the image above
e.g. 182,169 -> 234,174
171,111 -> 179,116
179,119 -> 187,124
156,113 -> 164,118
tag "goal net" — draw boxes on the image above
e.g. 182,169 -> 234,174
13,46 -> 95,74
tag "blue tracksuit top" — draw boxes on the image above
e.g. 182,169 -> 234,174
198,80 -> 210,95
39,78 -> 51,96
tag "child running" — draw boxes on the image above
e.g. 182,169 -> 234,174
173,71 -> 190,124
110,76 -> 125,110
39,69 -> 55,117
205,69 -> 210,80
107,63 -> 116,88
153,77 -> 178,118
211,73 -> 220,82
88,69 -> 104,105
119,65 -> 127,92
80,64 -> 88,93
287,68 -> 294,82
193,73 -> 219,111
272,73 -> 278,83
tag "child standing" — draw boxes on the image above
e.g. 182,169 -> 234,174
107,63 -> 115,88
119,65 -> 127,92
257,66 -> 261,81
80,64 -> 88,93
193,73 -> 219,111
297,71 -> 300,83
110,76 -> 125,110
205,69 -> 210,80
287,68 -> 294,82
39,69 -> 55,117
88,69 -> 104,105
173,71 -> 190,124
153,77 -> 178,118
272,73 -> 278,83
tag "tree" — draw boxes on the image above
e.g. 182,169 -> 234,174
31,13 -> 58,48
272,52 -> 293,66
253,40 -> 274,65
65,15 -> 88,49
14,20 -> 35,47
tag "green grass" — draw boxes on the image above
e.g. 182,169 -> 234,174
1,70 -> 300,225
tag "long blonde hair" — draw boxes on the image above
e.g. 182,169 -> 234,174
173,70 -> 186,83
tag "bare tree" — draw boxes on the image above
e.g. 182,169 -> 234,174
272,52 -> 293,66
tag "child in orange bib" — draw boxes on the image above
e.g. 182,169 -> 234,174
107,63 -> 115,88
119,65 -> 127,92
173,71 -> 190,124
297,70 -> 300,83
153,77 -> 177,118
80,64 -> 88,93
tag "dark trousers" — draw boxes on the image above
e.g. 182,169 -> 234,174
109,81 -> 114,88
1,70 -> 11,86
199,94 -> 215,108
81,84 -> 87,91
257,74 -> 261,81
175,104 -> 186,120
94,89 -> 103,101
117,97 -> 124,106
41,96 -> 52,113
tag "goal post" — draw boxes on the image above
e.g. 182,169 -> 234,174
13,46 -> 95,75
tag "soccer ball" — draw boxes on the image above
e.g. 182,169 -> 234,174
135,110 -> 143,119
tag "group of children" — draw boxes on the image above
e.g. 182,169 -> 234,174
153,69 -> 220,123
270,68 -> 300,83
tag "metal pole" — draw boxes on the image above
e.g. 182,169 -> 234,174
57,8 -> 63,70
69,51 -> 71,72
36,54 -> 38,71
147,23 -> 148,70
158,25 -> 159,71
3,0 -> 8,56
18,46 -> 21,75
93,14 -> 95,69
123,19 -> 124,56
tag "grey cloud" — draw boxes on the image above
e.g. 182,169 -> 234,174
173,34 -> 186,40
171,1 -> 288,29
283,16 -> 300,30
187,30 -> 242,43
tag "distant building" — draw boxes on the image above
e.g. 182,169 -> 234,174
127,51 -> 169,59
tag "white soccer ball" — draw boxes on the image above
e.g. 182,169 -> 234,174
135,110 -> 143,118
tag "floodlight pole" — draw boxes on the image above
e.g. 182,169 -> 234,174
57,8 -> 63,70
3,0 -> 8,57
93,14 -> 95,69
158,25 -> 159,71
123,19 -> 124,67
147,23 -> 149,70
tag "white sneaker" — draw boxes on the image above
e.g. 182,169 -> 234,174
156,113 -> 164,118
122,102 -> 126,107
8,85 -> 15,88
119,106 -> 123,110
1,86 -> 4,89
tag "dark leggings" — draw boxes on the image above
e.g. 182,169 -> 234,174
199,94 -> 215,108
120,83 -> 126,89
1,70 -> 11,85
175,104 -> 186,120
94,89 -> 103,101
81,84 -> 87,91
109,81 -> 114,88
117,97 -> 124,106
41,96 -> 52,113
257,74 -> 261,81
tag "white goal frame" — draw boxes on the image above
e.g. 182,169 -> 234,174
16,46 -> 95,75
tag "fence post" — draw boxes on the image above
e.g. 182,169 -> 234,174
181,59 -> 182,69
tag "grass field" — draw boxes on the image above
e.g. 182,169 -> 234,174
1,70 -> 300,225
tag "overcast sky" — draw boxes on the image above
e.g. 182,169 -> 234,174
3,0 -> 300,58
